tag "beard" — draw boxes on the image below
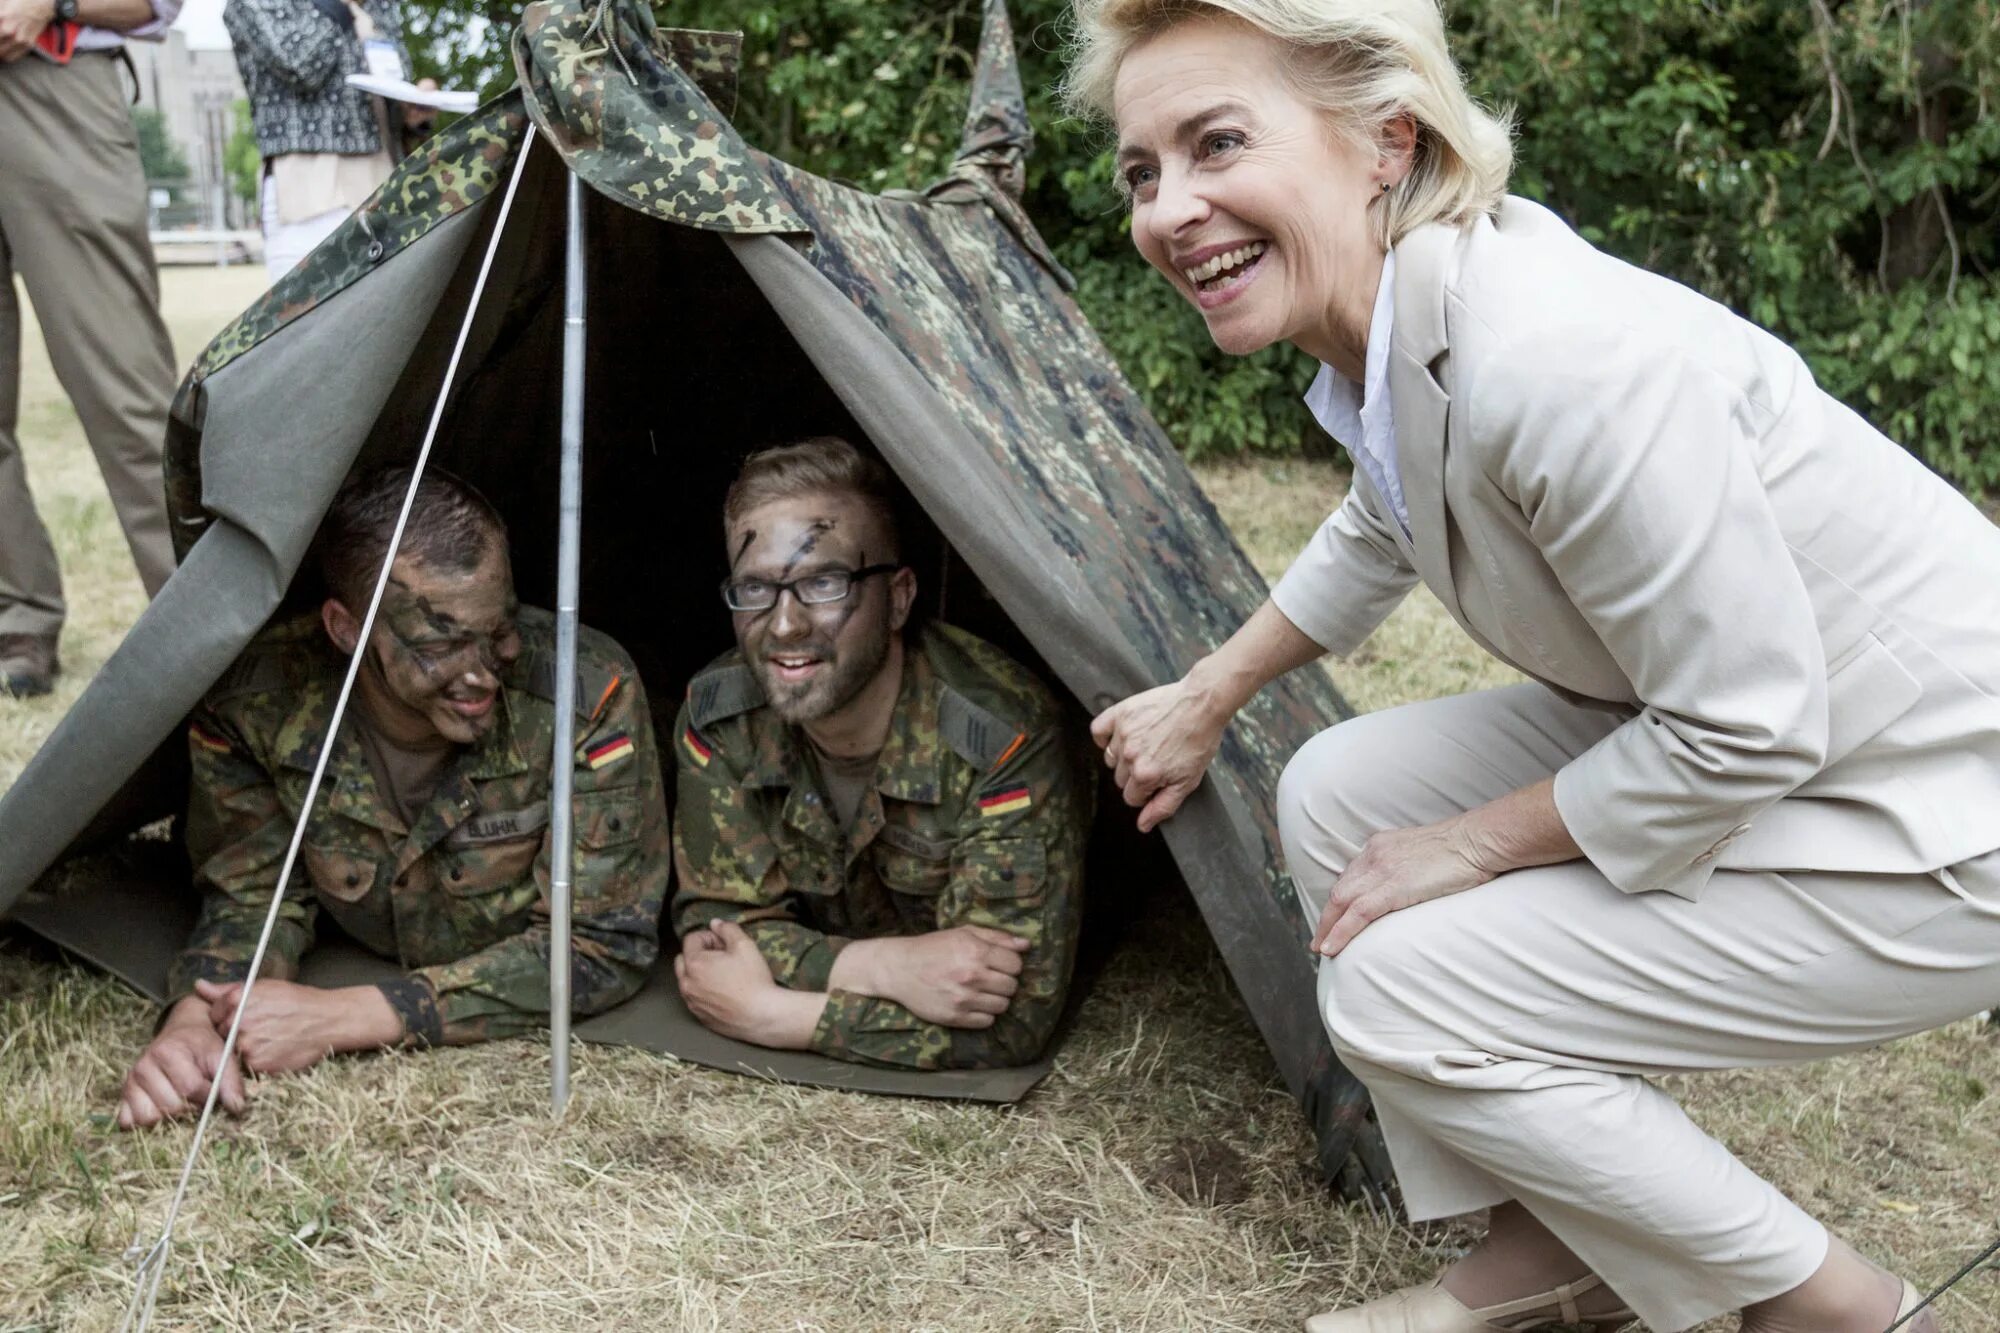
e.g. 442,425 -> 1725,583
757,628 -> 892,726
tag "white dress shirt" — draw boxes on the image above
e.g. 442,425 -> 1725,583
1302,251 -> 1408,536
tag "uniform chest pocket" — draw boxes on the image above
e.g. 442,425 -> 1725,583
576,789 -> 644,851
960,837 -> 1045,904
873,824 -> 954,897
443,798 -> 549,895
302,844 -> 381,904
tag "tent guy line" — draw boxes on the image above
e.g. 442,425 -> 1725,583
117,128 -> 547,1333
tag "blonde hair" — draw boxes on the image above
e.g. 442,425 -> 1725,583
723,436 -> 901,558
1063,0 -> 1513,245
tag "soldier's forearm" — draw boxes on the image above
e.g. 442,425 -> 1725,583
825,935 -> 893,1000
737,987 -> 825,1051
336,986 -> 405,1050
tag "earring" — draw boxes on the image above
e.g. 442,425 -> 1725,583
1380,180 -> 1392,192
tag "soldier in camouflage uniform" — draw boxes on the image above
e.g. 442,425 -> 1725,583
117,467 -> 667,1129
672,437 -> 1091,1071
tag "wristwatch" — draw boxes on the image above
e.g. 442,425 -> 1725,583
53,0 -> 79,21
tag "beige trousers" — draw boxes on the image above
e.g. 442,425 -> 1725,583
1277,683 -> 2000,1332
0,51 -> 176,639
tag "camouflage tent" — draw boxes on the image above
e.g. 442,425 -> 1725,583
0,0 -> 1388,1192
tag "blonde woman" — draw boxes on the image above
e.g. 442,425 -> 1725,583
1071,1 -> 2000,1330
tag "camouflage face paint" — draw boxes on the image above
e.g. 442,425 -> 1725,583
778,519 -> 837,578
356,546 -> 521,747
727,496 -> 896,726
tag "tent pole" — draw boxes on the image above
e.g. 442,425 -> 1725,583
548,168 -> 587,1115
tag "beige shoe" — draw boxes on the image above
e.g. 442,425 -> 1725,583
1896,1278 -> 1934,1328
1304,1275 -> 1634,1333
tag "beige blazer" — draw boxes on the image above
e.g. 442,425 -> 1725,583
1272,197 -> 2000,901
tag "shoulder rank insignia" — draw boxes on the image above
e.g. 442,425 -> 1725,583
522,648 -> 618,724
978,784 -> 1033,818
681,724 -> 713,768
688,662 -> 764,730
939,688 -> 1021,770
584,732 -> 634,770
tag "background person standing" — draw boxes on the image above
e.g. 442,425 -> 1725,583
225,0 -> 433,283
0,0 -> 182,698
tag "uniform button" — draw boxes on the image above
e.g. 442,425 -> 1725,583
396,874 -> 408,887
999,869 -> 1015,882
805,794 -> 818,805
608,817 -> 622,832
345,874 -> 359,887
451,868 -> 463,882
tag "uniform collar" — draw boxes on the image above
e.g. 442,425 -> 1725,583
273,646 -> 530,831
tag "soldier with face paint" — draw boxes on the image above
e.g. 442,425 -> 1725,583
115,466 -> 668,1130
672,436 -> 1093,1071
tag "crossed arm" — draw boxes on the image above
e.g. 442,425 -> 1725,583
670,709 -> 1085,1071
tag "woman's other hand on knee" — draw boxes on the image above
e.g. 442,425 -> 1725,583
1311,817 -> 1494,957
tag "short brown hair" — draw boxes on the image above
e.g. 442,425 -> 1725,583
723,436 -> 901,558
317,465 -> 507,610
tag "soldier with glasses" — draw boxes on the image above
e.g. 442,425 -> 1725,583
671,437 -> 1092,1070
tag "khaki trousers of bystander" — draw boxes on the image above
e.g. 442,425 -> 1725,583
0,49 -> 176,642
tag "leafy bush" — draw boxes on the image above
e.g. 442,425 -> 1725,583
407,0 -> 2000,493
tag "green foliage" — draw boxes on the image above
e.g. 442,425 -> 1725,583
130,107 -> 189,185
402,0 -> 2000,492
225,100 -> 261,207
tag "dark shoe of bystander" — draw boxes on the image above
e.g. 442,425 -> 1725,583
0,634 -> 60,698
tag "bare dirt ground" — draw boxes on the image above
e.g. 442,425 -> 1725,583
1,270 -> 1995,1331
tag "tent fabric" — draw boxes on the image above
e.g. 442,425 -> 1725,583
0,207 -> 487,886
0,0 -> 1386,1186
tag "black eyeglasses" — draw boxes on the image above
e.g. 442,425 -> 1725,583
720,564 -> 900,613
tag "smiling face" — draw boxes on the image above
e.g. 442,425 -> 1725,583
1113,14 -> 1394,370
324,538 -> 522,749
725,491 -> 915,727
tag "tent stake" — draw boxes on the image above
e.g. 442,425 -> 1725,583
548,168 -> 587,1115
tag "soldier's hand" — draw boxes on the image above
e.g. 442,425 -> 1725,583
675,922 -> 809,1045
117,996 -> 247,1130
868,926 -> 1028,1029
1091,678 -> 1227,833
197,978 -> 396,1075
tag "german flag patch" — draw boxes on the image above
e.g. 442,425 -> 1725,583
189,722 -> 231,755
584,733 -> 635,771
978,785 -> 1033,818
680,725 -> 712,768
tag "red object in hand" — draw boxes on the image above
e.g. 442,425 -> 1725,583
36,20 -> 81,63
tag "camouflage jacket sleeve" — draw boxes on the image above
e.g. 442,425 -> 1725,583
669,700 -> 846,989
409,670 -> 669,1046
813,725 -> 1091,1072
168,707 -> 319,1002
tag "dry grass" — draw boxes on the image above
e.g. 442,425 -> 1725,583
2,276 -> 1997,1331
